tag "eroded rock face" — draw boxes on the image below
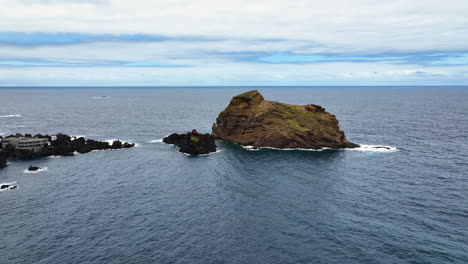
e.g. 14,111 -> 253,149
163,129 -> 217,155
212,90 -> 358,149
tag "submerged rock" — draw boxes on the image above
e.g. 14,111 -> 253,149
163,129 -> 217,155
28,165 -> 41,171
1,184 -> 17,190
212,90 -> 359,150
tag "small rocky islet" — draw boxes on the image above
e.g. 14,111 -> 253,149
164,90 -> 358,155
163,129 -> 217,155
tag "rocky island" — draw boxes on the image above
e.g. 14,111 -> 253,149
212,90 -> 358,150
163,129 -> 217,155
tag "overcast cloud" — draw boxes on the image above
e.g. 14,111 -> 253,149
0,0 -> 467,86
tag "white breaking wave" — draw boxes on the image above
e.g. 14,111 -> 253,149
71,135 -> 86,140
346,144 -> 398,152
182,149 -> 222,156
105,139 -> 118,144
242,145 -> 329,152
105,139 -> 140,148
149,139 -> 163,143
23,167 -> 48,174
241,144 -> 397,152
92,96 -> 110,99
0,114 -> 21,118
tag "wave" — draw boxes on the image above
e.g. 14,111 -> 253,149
182,149 -> 222,156
105,139 -> 140,148
241,144 -> 397,152
0,114 -> 21,118
242,145 -> 329,152
346,144 -> 398,152
92,96 -> 110,99
23,167 -> 48,174
149,139 -> 163,143
105,139 -> 118,145
71,135 -> 86,140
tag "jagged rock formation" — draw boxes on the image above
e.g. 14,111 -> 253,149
212,90 -> 358,149
163,129 -> 217,155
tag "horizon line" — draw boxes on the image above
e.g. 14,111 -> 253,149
1,85 -> 468,89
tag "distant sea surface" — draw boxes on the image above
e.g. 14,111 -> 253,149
1,87 -> 467,264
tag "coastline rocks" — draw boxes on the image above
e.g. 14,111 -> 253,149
1,133 -> 135,163
163,129 -> 217,155
212,90 -> 359,150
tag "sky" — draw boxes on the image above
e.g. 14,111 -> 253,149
1,0 -> 468,86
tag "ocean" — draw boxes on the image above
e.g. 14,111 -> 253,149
1,87 -> 467,264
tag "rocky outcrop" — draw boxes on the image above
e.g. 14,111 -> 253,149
163,129 -> 217,155
1,133 -> 135,164
0,184 -> 17,190
28,165 -> 40,171
212,90 -> 358,150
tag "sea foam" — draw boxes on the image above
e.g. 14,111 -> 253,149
347,144 -> 398,152
105,139 -> 140,148
241,144 -> 397,152
0,114 -> 21,118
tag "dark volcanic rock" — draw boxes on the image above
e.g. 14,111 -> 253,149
0,151 -> 7,167
28,165 -> 40,171
163,129 -> 217,155
4,133 -> 135,161
212,90 -> 359,150
1,184 -> 17,189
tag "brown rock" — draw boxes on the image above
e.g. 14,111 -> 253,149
212,90 -> 358,149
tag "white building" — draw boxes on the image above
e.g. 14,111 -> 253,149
1,136 -> 49,152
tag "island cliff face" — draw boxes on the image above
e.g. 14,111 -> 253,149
212,90 -> 358,149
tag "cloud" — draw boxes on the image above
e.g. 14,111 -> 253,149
1,0 -> 468,52
0,0 -> 467,85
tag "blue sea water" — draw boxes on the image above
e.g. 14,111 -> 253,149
0,87 -> 467,264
